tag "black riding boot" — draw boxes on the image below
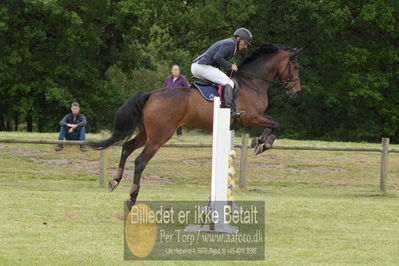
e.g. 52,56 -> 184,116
223,84 -> 245,118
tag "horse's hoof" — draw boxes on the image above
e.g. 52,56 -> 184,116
253,144 -> 263,155
126,199 -> 136,211
108,179 -> 119,192
250,138 -> 259,148
254,142 -> 273,155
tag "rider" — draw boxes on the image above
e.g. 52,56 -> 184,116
191,28 -> 252,118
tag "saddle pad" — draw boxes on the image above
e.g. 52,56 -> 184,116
192,81 -> 222,102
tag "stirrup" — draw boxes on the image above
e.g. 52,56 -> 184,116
231,110 -> 245,118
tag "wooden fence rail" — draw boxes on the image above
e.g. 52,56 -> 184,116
0,136 -> 396,193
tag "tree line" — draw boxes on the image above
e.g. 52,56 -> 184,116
1,0 -> 398,142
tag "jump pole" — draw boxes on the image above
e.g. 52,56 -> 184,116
210,97 -> 229,204
185,97 -> 238,233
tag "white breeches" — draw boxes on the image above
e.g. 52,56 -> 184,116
191,62 -> 234,88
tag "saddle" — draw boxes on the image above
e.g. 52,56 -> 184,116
191,76 -> 239,102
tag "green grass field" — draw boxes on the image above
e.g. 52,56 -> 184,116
0,132 -> 398,265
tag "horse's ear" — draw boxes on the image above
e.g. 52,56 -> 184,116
292,48 -> 303,57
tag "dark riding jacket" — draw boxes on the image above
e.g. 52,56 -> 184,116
192,38 -> 237,70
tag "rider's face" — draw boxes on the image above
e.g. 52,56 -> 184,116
238,39 -> 249,51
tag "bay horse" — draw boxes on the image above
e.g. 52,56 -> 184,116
89,43 -> 302,207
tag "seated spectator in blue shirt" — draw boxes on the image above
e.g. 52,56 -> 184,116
163,64 -> 190,141
55,102 -> 87,152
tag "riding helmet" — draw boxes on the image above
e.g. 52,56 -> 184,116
233,28 -> 253,45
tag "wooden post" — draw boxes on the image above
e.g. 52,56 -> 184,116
239,134 -> 248,188
99,130 -> 106,185
379,138 -> 389,193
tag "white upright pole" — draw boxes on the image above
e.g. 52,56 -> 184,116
185,97 -> 238,233
210,97 -> 220,203
210,97 -> 229,204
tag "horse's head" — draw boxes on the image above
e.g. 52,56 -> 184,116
237,44 -> 303,97
276,48 -> 302,97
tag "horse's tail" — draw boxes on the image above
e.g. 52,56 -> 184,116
89,91 -> 151,150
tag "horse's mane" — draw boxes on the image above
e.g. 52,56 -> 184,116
239,43 -> 295,66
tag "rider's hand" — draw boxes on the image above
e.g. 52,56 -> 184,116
231,64 -> 238,72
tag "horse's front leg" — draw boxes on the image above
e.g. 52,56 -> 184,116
250,115 -> 279,155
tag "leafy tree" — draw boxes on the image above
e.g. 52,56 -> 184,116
250,0 -> 399,142
0,0 -> 154,131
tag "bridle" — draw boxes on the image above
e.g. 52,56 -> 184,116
281,55 -> 301,90
238,53 -> 300,91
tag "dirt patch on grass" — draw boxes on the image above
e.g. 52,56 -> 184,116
9,147 -> 48,156
108,169 -> 134,179
248,162 -> 345,172
247,188 -> 266,193
183,159 -> 199,166
42,159 -> 98,170
309,166 -> 344,172
43,159 -> 72,165
108,169 -> 173,184
261,154 -> 279,160
183,158 -> 211,167
355,193 -> 399,198
142,175 -> 173,184
350,153 -> 374,158
2,145 -> 99,170
354,193 -> 384,197
248,162 -> 279,168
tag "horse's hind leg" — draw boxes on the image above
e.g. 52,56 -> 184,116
126,127 -> 176,209
125,141 -> 163,209
109,129 -> 147,192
